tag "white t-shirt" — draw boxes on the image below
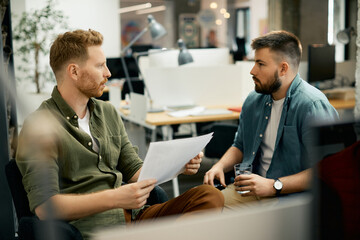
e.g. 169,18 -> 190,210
259,97 -> 285,177
78,108 -> 99,153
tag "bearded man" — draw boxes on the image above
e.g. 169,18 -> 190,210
204,30 -> 338,208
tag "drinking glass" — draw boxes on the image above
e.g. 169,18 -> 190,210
234,163 -> 252,194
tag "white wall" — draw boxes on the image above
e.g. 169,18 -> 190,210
22,0 -> 121,57
11,0 -> 120,125
11,0 -> 120,89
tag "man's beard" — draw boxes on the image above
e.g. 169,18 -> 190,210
78,71 -> 108,98
254,71 -> 282,95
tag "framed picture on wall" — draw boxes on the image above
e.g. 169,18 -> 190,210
179,13 -> 199,48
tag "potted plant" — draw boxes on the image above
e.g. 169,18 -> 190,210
12,0 -> 68,94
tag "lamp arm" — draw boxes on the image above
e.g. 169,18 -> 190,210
132,48 -> 169,58
121,26 -> 149,56
119,26 -> 150,94
120,56 -> 134,93
133,55 -> 151,99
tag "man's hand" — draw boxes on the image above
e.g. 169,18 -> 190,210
234,174 -> 275,197
113,179 -> 157,209
182,152 -> 203,175
203,165 -> 226,187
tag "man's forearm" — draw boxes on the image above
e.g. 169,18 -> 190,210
35,189 -> 116,221
279,168 -> 312,195
128,168 -> 142,183
215,146 -> 243,173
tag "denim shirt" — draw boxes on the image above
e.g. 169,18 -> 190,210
233,74 -> 339,179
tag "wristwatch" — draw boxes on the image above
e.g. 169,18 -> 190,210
273,178 -> 283,196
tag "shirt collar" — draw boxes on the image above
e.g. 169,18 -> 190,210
285,74 -> 301,99
51,86 -> 97,120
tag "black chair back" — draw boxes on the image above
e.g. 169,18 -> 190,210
5,159 -> 33,220
5,159 -> 83,240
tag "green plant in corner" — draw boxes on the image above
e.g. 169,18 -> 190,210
13,0 -> 68,93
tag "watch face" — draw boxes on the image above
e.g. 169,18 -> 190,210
274,180 -> 283,190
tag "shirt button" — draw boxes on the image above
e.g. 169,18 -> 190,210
259,134 -> 263,138
99,155 -> 102,160
88,142 -> 92,146
66,116 -> 70,120
74,115 -> 78,119
252,152 -> 255,155
265,116 -> 268,120
76,127 -> 79,129
268,104 -> 271,106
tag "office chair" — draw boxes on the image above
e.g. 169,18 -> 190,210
5,159 -> 168,240
5,159 -> 83,240
203,122 -> 237,159
202,122 -> 238,188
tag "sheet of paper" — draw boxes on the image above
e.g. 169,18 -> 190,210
138,132 -> 213,185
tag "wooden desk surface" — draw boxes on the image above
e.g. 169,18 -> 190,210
119,98 -> 355,126
119,105 -> 240,126
328,98 -> 356,110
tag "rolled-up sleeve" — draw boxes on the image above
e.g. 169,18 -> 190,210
232,112 -> 244,152
16,113 -> 61,212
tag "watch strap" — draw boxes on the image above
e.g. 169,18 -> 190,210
274,178 -> 282,197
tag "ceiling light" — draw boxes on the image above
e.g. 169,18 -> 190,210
136,5 -> 166,15
216,19 -> 222,25
118,3 -> 152,14
224,12 -> 230,19
210,2 -> 218,9
220,8 -> 226,14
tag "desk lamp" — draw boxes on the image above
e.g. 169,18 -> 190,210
178,39 -> 194,65
120,14 -> 167,93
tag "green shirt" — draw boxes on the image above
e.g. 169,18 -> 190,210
16,86 -> 143,238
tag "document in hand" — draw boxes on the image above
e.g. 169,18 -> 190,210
138,132 -> 214,185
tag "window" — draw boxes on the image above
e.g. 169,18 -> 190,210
328,0 -> 346,62
235,8 -> 250,60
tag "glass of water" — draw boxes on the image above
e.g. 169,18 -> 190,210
234,163 -> 252,194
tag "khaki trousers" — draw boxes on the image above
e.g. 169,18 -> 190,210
221,184 -> 278,211
125,184 -> 224,223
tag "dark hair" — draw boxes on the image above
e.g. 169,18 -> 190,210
251,30 -> 302,70
50,29 -> 103,76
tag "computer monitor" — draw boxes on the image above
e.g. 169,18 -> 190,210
106,57 -> 144,99
130,44 -> 154,53
106,57 -> 139,80
307,44 -> 336,83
